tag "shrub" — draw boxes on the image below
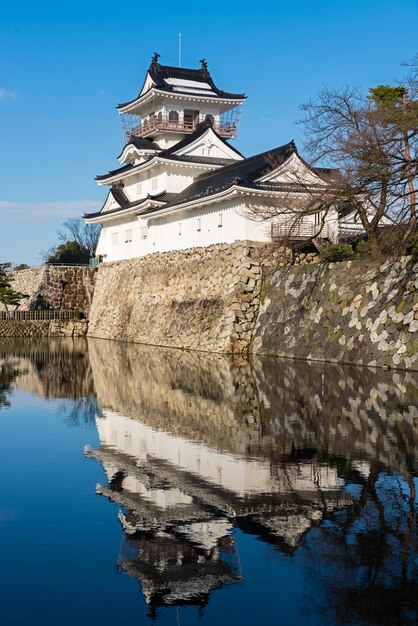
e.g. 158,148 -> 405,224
406,235 -> 418,257
354,240 -> 369,256
320,244 -> 354,263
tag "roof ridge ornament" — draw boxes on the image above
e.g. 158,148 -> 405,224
151,52 -> 160,66
199,58 -> 209,74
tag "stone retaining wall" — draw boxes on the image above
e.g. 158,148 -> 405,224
0,319 -> 88,338
88,241 -> 264,352
10,265 -> 96,314
253,255 -> 418,369
88,243 -> 418,368
10,245 -> 418,369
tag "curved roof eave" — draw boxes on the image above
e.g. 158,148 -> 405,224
117,87 -> 246,113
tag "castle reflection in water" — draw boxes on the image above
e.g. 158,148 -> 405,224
3,338 -> 418,623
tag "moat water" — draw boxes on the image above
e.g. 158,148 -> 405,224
0,338 -> 417,625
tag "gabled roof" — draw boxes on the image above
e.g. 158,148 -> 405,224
88,141 -> 335,222
84,188 -> 179,220
117,136 -> 161,160
97,121 -> 241,182
158,141 -> 298,209
117,55 -> 246,110
165,119 -> 244,159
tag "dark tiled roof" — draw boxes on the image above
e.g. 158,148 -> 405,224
84,188 -> 180,220
96,162 -> 135,181
89,141 -> 333,221
111,185 -> 130,207
167,154 -> 234,166
312,167 -> 340,182
157,142 -> 298,210
117,57 -> 245,109
117,136 -> 161,160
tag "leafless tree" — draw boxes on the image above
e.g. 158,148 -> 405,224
58,217 -> 101,258
246,60 -> 418,256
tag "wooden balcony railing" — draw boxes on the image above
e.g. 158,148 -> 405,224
128,115 -> 236,140
272,221 -> 332,241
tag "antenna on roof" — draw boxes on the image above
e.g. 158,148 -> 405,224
178,33 -> 182,67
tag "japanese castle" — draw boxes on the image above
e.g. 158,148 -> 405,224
85,54 -> 346,262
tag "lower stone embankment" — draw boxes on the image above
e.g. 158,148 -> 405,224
253,255 -> 418,369
0,319 -> 88,338
11,265 -> 96,314
6,243 -> 418,369
88,241 -> 264,352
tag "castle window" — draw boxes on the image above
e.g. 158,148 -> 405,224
178,223 -> 182,236
197,218 -> 201,232
184,109 -> 200,128
125,229 -> 132,243
168,110 -> 179,123
111,232 -> 118,246
218,213 -> 223,228
140,226 -> 148,240
205,114 -> 214,125
151,178 -> 158,191
157,111 -> 162,122
136,182 -> 142,195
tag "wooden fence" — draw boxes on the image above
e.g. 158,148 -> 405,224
0,310 -> 79,321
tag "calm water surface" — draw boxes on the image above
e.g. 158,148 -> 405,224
0,338 -> 417,625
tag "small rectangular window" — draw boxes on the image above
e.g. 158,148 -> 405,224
218,213 -> 223,228
137,182 -> 142,195
125,229 -> 132,243
140,226 -> 148,240
111,232 -> 118,246
197,218 -> 201,232
184,109 -> 200,128
151,178 -> 158,191
178,223 -> 182,236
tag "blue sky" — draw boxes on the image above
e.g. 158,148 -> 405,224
1,0 -> 417,265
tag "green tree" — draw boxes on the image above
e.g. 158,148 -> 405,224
0,263 -> 28,317
46,241 -> 90,264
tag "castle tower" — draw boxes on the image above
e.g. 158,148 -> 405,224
117,53 -> 246,150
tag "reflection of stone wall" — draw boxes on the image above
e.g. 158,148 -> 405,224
10,265 -> 96,314
87,242 -> 262,352
0,338 -> 94,399
253,356 -> 418,473
88,338 -> 262,457
87,338 -> 418,472
253,256 -> 418,369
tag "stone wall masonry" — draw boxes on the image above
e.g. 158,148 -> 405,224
88,243 -> 418,368
253,255 -> 418,369
87,241 -> 264,353
10,265 -> 96,315
0,319 -> 88,338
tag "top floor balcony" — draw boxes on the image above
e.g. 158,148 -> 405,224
121,110 -> 239,143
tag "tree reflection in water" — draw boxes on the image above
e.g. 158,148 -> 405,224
0,362 -> 24,408
302,470 -> 417,625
